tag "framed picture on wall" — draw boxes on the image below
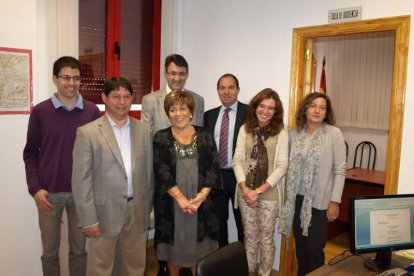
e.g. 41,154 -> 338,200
0,47 -> 33,114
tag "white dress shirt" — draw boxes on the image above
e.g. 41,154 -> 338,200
106,114 -> 133,198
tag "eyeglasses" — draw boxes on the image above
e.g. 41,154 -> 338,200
166,71 -> 187,78
58,75 -> 82,82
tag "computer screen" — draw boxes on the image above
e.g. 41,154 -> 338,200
350,194 -> 414,271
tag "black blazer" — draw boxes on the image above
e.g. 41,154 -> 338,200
153,126 -> 220,244
203,101 -> 248,153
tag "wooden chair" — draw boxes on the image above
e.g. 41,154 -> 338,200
353,141 -> 377,170
196,242 -> 248,276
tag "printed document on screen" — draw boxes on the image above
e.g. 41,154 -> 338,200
370,208 -> 410,245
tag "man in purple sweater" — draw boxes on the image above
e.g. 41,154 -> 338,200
23,56 -> 101,276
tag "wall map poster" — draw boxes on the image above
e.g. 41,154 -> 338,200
0,47 -> 33,114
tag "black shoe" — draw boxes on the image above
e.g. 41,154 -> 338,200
157,262 -> 169,276
180,267 -> 192,276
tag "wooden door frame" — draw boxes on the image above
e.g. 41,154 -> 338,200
281,15 -> 410,276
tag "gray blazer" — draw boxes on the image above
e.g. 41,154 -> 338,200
141,87 -> 204,135
72,115 -> 153,237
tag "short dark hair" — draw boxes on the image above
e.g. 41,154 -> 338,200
164,54 -> 189,72
245,88 -> 284,136
295,92 -> 336,129
217,73 -> 239,89
164,91 -> 195,117
53,56 -> 81,77
103,77 -> 133,96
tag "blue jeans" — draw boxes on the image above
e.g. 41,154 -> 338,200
38,192 -> 87,276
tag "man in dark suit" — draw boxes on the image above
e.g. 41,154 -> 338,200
204,73 -> 248,247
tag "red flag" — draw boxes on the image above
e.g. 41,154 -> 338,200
320,56 -> 326,94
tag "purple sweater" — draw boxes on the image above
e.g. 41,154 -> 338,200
23,98 -> 101,196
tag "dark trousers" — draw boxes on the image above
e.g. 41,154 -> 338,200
213,169 -> 244,248
293,195 -> 328,276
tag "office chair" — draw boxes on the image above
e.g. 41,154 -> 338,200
196,242 -> 248,276
353,141 -> 377,170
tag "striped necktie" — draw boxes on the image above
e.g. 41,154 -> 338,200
218,108 -> 231,168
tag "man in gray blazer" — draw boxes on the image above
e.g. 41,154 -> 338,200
204,73 -> 248,248
141,54 -> 204,136
72,77 -> 153,276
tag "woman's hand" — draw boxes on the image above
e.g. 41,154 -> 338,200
177,196 -> 196,214
180,194 -> 205,215
186,189 -> 210,214
243,189 -> 259,208
240,182 -> 258,208
189,193 -> 205,210
327,201 -> 340,222
168,186 -> 195,214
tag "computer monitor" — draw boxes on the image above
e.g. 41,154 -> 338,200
350,194 -> 414,272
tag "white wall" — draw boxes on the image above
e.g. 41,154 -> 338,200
341,127 -> 388,170
0,1 -> 41,275
0,1 -> 79,275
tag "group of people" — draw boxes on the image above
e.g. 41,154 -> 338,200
23,54 -> 346,276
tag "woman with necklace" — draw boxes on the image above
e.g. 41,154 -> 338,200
153,91 -> 220,276
233,88 -> 288,276
279,92 -> 346,276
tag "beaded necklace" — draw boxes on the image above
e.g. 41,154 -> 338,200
173,135 -> 198,157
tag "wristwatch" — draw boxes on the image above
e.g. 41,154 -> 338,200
255,187 -> 263,195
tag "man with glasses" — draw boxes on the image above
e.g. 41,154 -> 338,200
23,56 -> 101,276
142,54 -> 204,136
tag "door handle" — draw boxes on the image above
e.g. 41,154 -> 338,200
114,41 -> 121,60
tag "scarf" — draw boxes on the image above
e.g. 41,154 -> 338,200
279,123 -> 326,241
245,126 -> 271,190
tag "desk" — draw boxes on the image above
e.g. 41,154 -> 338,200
309,252 -> 411,276
339,168 -> 385,223
345,168 -> 385,185
328,168 -> 385,239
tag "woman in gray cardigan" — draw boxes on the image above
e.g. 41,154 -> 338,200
233,88 -> 288,276
279,92 -> 346,276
